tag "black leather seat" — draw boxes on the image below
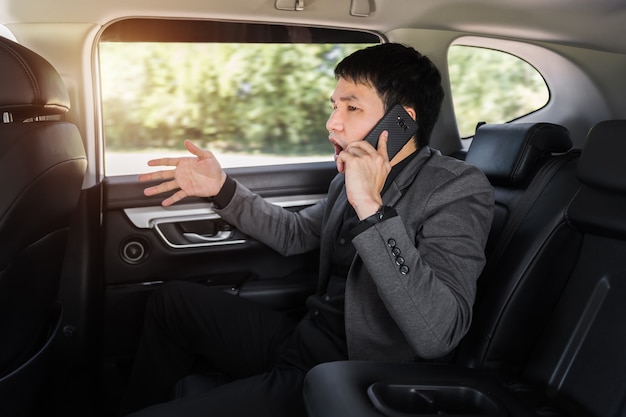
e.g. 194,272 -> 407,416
0,36 -> 87,416
519,119 -> 626,416
460,122 -> 580,373
465,122 -> 573,256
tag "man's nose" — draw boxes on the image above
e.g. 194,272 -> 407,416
326,111 -> 342,132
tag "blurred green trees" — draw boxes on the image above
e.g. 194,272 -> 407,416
448,45 -> 549,137
100,43 -> 549,155
100,43 -> 364,155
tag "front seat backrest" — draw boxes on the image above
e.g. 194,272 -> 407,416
0,37 -> 87,382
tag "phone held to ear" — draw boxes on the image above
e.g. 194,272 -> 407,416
364,104 -> 418,161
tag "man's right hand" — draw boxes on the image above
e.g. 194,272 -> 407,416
139,140 -> 227,207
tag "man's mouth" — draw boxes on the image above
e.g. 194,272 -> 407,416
331,140 -> 344,160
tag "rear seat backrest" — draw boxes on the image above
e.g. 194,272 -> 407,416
459,122 -> 581,374
520,120 -> 626,417
465,122 -> 573,255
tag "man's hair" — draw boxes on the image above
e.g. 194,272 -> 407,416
334,43 -> 444,148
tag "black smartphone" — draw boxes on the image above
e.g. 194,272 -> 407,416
364,104 -> 418,160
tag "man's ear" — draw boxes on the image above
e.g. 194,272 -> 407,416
403,106 -> 417,121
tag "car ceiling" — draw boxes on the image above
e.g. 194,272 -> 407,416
1,0 -> 625,54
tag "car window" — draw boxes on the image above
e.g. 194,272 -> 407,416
448,45 -> 549,138
98,19 -> 379,175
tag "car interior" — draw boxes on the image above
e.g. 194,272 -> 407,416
0,0 -> 625,416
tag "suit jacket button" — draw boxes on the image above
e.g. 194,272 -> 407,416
387,239 -> 396,248
395,256 -> 405,266
399,265 -> 409,274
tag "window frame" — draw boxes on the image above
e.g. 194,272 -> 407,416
448,40 -> 551,140
97,18 -> 382,176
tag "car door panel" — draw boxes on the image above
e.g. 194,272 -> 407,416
101,161 -> 337,357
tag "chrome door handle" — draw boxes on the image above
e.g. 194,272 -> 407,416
183,231 -> 234,243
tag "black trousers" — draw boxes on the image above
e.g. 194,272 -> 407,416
122,280 -> 346,416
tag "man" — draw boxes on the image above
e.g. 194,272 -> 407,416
122,43 -> 494,416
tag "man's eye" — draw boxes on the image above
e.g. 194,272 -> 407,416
347,106 -> 358,111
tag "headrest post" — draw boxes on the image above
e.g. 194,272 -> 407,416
2,112 -> 13,123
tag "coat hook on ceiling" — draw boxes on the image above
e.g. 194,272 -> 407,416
276,0 -> 304,11
351,0 -> 371,16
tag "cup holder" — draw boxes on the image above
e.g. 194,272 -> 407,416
367,382 -> 506,416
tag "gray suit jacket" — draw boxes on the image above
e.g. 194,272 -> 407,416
214,146 -> 494,362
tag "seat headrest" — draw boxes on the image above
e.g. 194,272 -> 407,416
0,36 -> 70,121
567,120 -> 626,238
465,123 -> 572,187
577,120 -> 626,193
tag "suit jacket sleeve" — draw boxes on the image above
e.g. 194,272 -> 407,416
350,162 -> 494,359
213,179 -> 326,256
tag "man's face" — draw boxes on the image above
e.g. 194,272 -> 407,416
327,77 -> 385,162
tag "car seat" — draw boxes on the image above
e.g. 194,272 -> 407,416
0,36 -> 87,417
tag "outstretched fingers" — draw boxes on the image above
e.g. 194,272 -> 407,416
161,189 -> 188,207
147,156 -> 183,168
138,168 -> 176,183
137,141 -> 221,206
144,175 -> 181,194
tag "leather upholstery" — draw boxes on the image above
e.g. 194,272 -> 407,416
0,38 -> 71,120
467,122 -> 574,257
576,119 -> 626,192
568,120 -> 626,238
304,361 -> 529,417
0,36 -> 87,416
465,122 -> 572,186
458,123 -> 581,373
519,120 -> 626,416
